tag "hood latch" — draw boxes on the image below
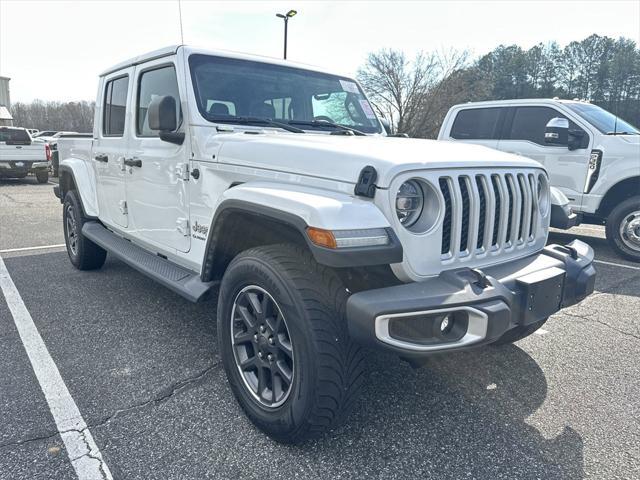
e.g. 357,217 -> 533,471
354,165 -> 378,198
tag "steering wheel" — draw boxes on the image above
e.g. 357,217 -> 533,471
313,116 -> 334,123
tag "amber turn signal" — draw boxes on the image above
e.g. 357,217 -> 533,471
306,227 -> 337,249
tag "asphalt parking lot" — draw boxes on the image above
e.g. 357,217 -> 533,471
1,176 -> 639,480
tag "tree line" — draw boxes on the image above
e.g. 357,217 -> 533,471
358,34 -> 640,138
10,34 -> 640,138
10,100 -> 95,133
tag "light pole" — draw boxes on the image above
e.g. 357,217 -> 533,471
276,10 -> 297,59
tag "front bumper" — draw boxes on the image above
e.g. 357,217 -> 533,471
346,240 -> 595,358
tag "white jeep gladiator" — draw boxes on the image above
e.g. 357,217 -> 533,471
55,46 -> 596,443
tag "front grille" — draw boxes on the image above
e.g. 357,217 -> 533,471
439,172 -> 540,259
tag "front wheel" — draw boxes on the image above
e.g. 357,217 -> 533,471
217,244 -> 365,443
606,196 -> 640,262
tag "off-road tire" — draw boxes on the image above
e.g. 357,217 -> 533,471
35,170 -> 48,183
605,196 -> 640,262
63,190 -> 107,270
491,318 -> 548,346
217,244 -> 365,443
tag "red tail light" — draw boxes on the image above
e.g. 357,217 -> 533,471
45,143 -> 51,162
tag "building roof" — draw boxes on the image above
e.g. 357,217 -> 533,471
0,106 -> 13,120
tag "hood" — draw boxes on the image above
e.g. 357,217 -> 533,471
215,133 -> 543,188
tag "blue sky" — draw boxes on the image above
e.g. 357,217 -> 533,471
1,0 -> 639,102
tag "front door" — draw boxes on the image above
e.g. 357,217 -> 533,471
93,69 -> 133,228
125,60 -> 190,253
497,105 -> 591,207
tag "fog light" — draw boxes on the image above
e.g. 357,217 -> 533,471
440,315 -> 453,334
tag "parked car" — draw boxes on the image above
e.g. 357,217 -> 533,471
26,128 -> 39,136
439,99 -> 640,261
55,46 -> 596,443
33,130 -> 59,138
48,133 -> 91,177
0,126 -> 50,183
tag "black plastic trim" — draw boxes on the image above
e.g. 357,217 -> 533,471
204,199 -> 403,270
550,203 -> 580,229
346,240 -> 596,358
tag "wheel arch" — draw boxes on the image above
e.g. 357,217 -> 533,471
58,162 -> 99,218
200,183 -> 403,282
597,176 -> 640,218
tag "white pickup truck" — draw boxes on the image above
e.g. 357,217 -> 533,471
439,99 -> 640,261
0,127 -> 50,183
55,45 -> 596,443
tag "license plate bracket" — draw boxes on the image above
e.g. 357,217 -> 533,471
516,267 -> 565,325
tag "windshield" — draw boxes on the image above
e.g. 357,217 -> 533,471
565,103 -> 639,135
189,54 -> 382,134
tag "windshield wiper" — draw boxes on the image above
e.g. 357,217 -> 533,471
288,119 -> 367,136
206,115 -> 305,133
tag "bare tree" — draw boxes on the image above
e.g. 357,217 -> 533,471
357,49 -> 439,135
10,100 -> 95,132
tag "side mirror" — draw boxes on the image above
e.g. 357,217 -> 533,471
568,129 -> 586,151
544,117 -> 569,146
148,95 -> 178,132
148,95 -> 184,145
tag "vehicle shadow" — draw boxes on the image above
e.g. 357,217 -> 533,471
297,346 -> 585,479
0,177 -> 49,186
3,251 -> 585,479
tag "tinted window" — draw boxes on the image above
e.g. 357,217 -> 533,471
137,65 -> 181,137
103,76 -> 129,136
508,107 -> 564,145
450,108 -> 502,140
0,128 -> 31,144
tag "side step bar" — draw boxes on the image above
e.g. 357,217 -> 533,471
82,222 -> 215,303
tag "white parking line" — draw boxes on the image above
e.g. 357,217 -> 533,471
0,255 -> 113,480
0,244 -> 66,254
594,259 -> 640,271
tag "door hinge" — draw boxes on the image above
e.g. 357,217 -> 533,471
176,218 -> 189,236
118,200 -> 128,215
175,163 -> 189,181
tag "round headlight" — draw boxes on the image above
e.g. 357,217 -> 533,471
537,174 -> 550,216
396,180 -> 424,227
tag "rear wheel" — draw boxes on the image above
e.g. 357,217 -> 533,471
217,244 -> 365,443
63,190 -> 107,270
35,170 -> 48,183
491,318 -> 548,346
606,196 -> 640,262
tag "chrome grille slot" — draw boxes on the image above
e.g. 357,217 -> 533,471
437,170 -> 543,263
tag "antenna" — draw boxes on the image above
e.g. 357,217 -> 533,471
178,0 -> 184,44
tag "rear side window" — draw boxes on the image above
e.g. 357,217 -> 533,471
103,76 -> 129,136
0,128 -> 31,144
450,108 -> 502,140
136,65 -> 181,137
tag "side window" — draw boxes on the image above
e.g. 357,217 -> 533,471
103,76 -> 129,137
508,107 -> 564,145
136,65 -> 181,137
450,108 -> 502,140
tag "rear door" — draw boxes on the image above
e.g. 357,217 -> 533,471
93,69 -> 133,228
497,106 -> 591,206
125,59 -> 190,253
445,107 -> 504,150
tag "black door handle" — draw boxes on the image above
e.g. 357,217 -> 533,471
94,154 -> 108,162
123,158 -> 142,168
